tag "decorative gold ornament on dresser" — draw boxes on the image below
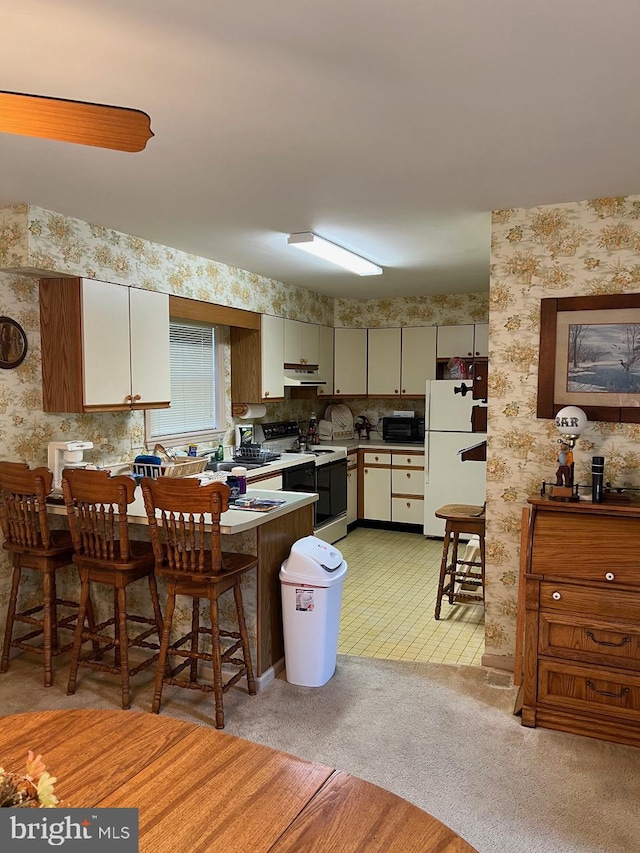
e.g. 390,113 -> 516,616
520,497 -> 640,748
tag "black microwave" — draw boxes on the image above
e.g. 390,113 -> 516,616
382,416 -> 425,444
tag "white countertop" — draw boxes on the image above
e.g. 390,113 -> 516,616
48,487 -> 318,535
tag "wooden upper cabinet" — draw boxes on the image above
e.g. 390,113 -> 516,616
283,320 -> 319,366
367,328 -> 401,396
334,328 -> 367,396
261,314 -> 285,400
401,326 -> 436,395
40,277 -> 170,413
317,325 -> 334,397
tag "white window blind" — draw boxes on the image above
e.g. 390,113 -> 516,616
147,321 -> 219,442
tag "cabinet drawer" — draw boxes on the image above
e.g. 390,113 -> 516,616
363,452 -> 391,466
391,469 -> 423,497
530,512 -> 640,585
391,452 -> 424,469
540,612 -> 640,670
538,660 -> 640,723
346,452 -> 358,468
392,497 -> 424,525
540,581 -> 640,621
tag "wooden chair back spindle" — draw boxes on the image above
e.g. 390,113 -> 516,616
0,462 -> 54,551
141,478 -> 228,576
62,469 -> 136,563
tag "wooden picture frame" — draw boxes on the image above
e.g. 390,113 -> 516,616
0,316 -> 27,369
537,293 -> 640,424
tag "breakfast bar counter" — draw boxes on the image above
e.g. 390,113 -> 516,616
47,488 -> 317,682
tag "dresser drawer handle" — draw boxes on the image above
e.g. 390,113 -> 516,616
585,680 -> 630,699
586,631 -> 631,648
552,591 -> 562,601
605,572 -> 615,581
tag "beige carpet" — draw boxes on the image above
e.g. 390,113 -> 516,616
1,653 -> 638,853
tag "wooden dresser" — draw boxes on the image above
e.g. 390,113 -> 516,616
521,497 -> 640,748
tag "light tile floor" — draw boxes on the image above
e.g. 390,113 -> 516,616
337,527 -> 484,665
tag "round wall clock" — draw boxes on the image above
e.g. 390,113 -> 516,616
0,317 -> 28,369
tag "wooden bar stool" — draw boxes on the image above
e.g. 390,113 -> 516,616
62,468 -> 164,709
434,503 -> 486,620
141,476 -> 257,729
0,462 -> 80,686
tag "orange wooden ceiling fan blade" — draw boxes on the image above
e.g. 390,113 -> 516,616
0,91 -> 153,152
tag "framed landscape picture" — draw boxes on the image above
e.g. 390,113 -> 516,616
537,293 -> 640,423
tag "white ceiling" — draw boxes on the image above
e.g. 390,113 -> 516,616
3,0 -> 640,299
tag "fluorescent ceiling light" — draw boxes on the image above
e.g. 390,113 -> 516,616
288,232 -> 382,276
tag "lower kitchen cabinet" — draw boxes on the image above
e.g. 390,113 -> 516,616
360,448 -> 424,526
362,452 -> 391,521
390,451 -> 424,525
521,497 -> 640,748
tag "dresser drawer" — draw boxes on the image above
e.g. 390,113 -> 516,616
538,660 -> 640,723
539,612 -> 640,670
539,581 -> 640,621
530,511 -> 640,585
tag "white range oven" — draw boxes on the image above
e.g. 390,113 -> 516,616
261,421 -> 348,544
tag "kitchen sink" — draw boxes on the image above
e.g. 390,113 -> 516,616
206,461 -> 266,472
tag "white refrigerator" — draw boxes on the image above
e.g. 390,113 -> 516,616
423,380 -> 487,537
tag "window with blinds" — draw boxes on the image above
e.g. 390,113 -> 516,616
146,320 -> 223,444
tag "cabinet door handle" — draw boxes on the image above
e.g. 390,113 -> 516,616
586,631 -> 631,648
132,394 -> 142,401
264,391 -> 270,397
124,394 -> 133,402
401,388 -> 406,393
586,680 -> 630,699
605,572 -> 615,581
336,389 -> 340,394
406,501 -> 411,508
552,591 -> 562,601
395,389 -> 399,394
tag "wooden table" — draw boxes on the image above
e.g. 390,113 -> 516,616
0,710 -> 476,852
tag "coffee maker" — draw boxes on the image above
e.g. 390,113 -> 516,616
47,440 -> 94,493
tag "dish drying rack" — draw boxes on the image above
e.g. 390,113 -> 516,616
232,445 -> 281,464
133,443 -> 208,479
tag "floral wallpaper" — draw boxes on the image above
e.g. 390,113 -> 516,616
335,292 -> 488,328
487,193 -> 640,666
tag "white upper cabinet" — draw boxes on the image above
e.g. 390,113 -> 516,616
317,325 -> 334,397
128,287 -> 171,407
334,328 -> 367,396
82,279 -> 170,410
367,328 -> 401,395
401,326 -> 436,394
365,326 -> 436,396
39,277 -> 170,413
261,314 -> 285,400
436,324 -> 475,359
473,323 -> 489,357
283,319 -> 320,366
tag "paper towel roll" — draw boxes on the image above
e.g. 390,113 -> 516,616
234,403 -> 267,420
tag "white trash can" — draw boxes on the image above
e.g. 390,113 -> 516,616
280,535 -> 348,687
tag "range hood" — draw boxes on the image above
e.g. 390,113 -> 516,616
283,366 -> 327,387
